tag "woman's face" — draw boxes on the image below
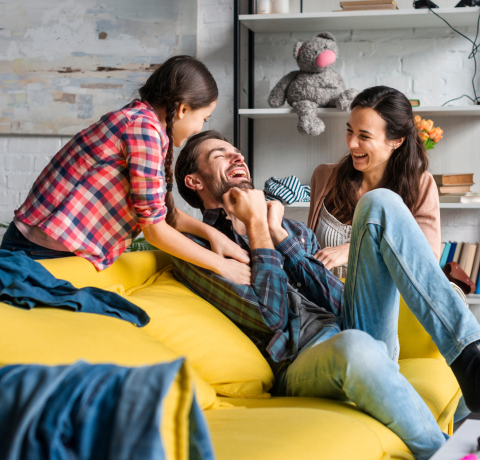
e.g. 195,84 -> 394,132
346,106 -> 399,177
173,100 -> 217,147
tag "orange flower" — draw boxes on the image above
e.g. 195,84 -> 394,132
418,131 -> 429,142
428,127 -> 443,143
414,115 -> 421,124
416,119 -> 428,131
424,119 -> 434,131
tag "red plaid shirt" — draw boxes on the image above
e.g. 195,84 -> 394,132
15,99 -> 168,270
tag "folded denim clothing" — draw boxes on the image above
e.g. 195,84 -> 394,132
264,175 -> 311,204
0,250 -> 149,327
0,360 -> 215,460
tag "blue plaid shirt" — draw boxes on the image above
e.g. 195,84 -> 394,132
171,208 -> 344,367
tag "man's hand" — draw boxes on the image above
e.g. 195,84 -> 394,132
267,201 -> 288,247
223,188 -> 274,250
223,188 -> 268,228
314,243 -> 350,270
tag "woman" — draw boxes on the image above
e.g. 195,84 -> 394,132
0,56 -> 250,284
308,86 -> 440,278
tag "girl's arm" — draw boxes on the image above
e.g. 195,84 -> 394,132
174,208 -> 250,264
143,219 -> 251,285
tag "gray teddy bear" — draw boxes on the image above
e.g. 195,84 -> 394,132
268,32 -> 359,136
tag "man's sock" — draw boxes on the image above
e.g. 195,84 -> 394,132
450,341 -> 480,413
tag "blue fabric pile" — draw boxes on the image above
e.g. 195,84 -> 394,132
264,175 -> 310,204
0,360 -> 215,460
0,250 -> 149,326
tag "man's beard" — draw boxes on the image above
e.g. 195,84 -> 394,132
199,172 -> 254,204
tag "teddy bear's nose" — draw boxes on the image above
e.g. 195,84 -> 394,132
316,50 -> 336,68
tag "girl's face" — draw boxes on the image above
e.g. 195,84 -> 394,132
173,100 -> 217,147
346,106 -> 402,177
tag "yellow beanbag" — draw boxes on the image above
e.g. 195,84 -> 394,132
125,267 -> 275,398
0,302 -> 219,411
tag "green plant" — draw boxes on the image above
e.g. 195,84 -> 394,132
127,237 -> 157,252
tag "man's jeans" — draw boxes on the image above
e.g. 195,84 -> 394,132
274,189 -> 480,460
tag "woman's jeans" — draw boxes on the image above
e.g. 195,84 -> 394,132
274,189 -> 480,460
0,222 -> 75,260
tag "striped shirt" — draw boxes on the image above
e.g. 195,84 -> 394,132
15,100 -> 168,271
171,208 -> 345,367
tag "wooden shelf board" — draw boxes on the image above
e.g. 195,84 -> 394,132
239,106 -> 480,119
239,7 -> 480,33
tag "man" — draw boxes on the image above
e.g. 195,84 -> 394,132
173,130 -> 480,460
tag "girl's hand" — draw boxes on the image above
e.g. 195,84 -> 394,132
314,243 -> 350,270
209,230 -> 250,264
215,258 -> 252,285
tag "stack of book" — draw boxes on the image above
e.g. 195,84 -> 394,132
434,173 -> 480,203
337,0 -> 399,11
440,241 -> 480,294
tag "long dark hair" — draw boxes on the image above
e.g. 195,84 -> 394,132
326,86 -> 428,223
139,55 -> 218,227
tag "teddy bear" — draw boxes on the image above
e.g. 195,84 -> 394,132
268,32 -> 359,136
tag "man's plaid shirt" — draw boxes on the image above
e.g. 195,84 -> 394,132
172,208 -> 344,367
15,100 -> 168,270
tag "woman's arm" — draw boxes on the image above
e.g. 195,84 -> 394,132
143,219 -> 251,284
174,209 -> 250,264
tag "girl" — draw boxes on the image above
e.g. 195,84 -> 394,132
308,86 -> 440,278
1,56 -> 251,285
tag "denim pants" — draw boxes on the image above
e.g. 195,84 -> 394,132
0,222 -> 75,260
274,189 -> 480,460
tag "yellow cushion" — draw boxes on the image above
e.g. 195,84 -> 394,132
0,302 -> 219,411
124,267 -> 274,399
205,408 -> 386,460
39,250 -> 171,290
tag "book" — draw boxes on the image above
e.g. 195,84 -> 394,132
440,242 -> 445,261
476,268 -> 480,294
439,195 -> 480,203
459,243 -> 471,271
409,99 -> 420,107
433,173 -> 474,186
437,185 -> 473,194
465,244 -> 477,277
341,4 -> 398,10
447,242 -> 457,264
470,243 -> 480,287
453,242 -> 464,263
439,242 -> 451,269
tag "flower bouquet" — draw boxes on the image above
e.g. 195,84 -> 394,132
414,115 -> 443,151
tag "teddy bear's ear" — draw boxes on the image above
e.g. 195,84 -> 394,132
316,32 -> 336,42
293,41 -> 303,59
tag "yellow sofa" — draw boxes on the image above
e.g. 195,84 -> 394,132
0,250 -> 461,460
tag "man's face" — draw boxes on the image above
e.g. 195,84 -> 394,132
192,139 -> 253,205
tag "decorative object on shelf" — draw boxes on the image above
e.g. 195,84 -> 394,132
414,115 -> 443,150
443,261 -> 476,295
409,99 -> 420,107
413,0 -> 438,8
433,173 -> 478,202
337,0 -> 398,11
264,175 -> 310,204
267,32 -> 359,136
273,0 -> 289,14
257,0 -> 272,14
455,0 -> 480,7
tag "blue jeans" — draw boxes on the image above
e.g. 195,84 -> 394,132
0,222 -> 75,260
274,189 -> 480,460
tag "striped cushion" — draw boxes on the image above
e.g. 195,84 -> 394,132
264,176 -> 310,204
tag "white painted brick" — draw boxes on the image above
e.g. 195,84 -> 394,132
7,137 -> 60,155
0,191 -> 18,207
337,41 -> 373,60
380,75 -> 412,94
34,156 -> 52,172
413,76 -> 446,95
0,208 -> 15,225
350,77 -> 376,91
6,173 -> 36,191
6,155 -> 33,172
0,138 -> 7,154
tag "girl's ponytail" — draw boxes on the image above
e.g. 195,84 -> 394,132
164,99 -> 179,227
138,55 -> 218,229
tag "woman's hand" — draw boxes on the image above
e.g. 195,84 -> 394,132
214,257 -> 252,285
209,229 -> 250,264
314,243 -> 350,270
